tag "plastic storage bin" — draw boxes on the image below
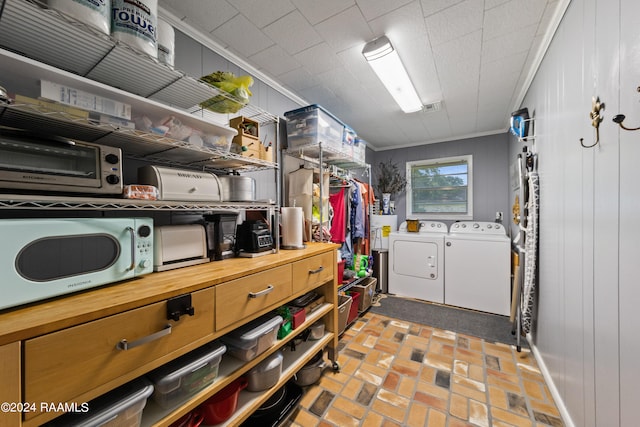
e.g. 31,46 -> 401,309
285,104 -> 344,152
45,378 -> 154,427
351,277 -> 377,312
337,294 -> 352,335
346,291 -> 360,325
147,341 -> 226,408
222,314 -> 283,361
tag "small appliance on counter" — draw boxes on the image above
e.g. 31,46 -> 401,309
138,165 -> 222,201
204,213 -> 238,261
235,219 -> 274,257
0,217 -> 153,311
153,224 -> 209,272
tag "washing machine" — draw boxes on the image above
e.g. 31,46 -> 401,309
388,220 -> 447,303
444,221 -> 510,316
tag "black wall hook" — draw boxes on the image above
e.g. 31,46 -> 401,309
612,114 -> 640,131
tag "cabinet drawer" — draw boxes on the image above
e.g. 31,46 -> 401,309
24,288 -> 215,421
216,265 -> 292,330
292,252 -> 335,293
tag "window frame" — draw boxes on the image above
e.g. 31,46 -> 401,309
405,154 -> 473,220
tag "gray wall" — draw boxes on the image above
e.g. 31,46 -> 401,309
372,133 -> 511,229
509,0 -> 640,426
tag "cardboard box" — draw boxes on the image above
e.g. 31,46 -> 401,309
13,94 -> 89,120
40,80 -> 132,119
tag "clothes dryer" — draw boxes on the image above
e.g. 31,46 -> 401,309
444,221 -> 510,315
388,220 -> 447,302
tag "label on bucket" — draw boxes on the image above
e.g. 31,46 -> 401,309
49,0 -> 111,35
111,0 -> 158,58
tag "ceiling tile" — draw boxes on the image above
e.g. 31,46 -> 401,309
263,10 -> 322,55
481,24 -> 537,63
249,44 -> 301,76
314,6 -> 374,51
420,0 -> 465,18
231,0 -> 296,28
294,42 -> 341,75
291,0 -> 355,25
433,31 -> 482,86
356,0 -> 414,22
211,14 -> 273,57
160,0 -> 238,32
426,0 -> 484,47
368,1 -> 429,42
484,0 -> 511,10
420,111 -> 452,141
483,0 -> 547,41
279,67 -> 319,92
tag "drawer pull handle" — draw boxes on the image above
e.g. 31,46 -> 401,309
116,324 -> 172,351
309,266 -> 324,275
249,285 -> 274,299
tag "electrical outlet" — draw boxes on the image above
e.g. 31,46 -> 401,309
496,211 -> 503,221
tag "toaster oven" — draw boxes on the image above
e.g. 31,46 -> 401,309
0,128 -> 123,195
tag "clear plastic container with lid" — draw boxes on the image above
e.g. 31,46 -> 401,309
147,341 -> 226,408
221,314 -> 283,361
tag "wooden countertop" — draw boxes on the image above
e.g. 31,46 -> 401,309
0,243 -> 338,345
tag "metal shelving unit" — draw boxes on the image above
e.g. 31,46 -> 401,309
0,193 -> 276,212
285,142 -> 370,242
0,0 -> 281,213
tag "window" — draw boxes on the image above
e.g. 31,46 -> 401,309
406,155 -> 473,220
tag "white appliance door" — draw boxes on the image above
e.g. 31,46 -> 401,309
389,237 -> 443,303
444,237 -> 510,315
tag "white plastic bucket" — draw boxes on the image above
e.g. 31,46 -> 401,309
49,0 -> 111,35
111,0 -> 158,58
157,17 -> 175,67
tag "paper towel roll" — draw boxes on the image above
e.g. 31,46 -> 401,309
281,207 -> 304,249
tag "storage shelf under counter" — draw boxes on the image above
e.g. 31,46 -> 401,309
140,304 -> 334,427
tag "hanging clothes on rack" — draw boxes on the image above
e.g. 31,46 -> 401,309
329,186 -> 346,243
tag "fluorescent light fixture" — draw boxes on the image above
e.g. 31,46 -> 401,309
362,35 -> 423,113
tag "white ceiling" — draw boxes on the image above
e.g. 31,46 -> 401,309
158,0 -> 567,151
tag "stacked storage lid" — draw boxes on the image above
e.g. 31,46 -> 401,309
285,104 -> 344,153
221,313 -> 283,361
44,378 -> 154,427
284,104 -> 366,164
147,341 -> 226,409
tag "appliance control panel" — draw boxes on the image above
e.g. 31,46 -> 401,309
449,221 -> 506,235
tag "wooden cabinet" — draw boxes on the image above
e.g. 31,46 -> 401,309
215,265 -> 292,331
292,251 -> 335,294
0,343 -> 21,427
0,244 -> 337,427
23,288 -> 215,424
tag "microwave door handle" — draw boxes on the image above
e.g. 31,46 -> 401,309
126,226 -> 135,271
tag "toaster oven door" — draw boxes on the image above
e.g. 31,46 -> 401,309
0,133 -> 102,189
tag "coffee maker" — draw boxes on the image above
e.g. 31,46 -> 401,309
204,213 -> 238,260
236,219 -> 273,254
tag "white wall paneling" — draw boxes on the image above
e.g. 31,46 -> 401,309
511,0 -> 639,426
618,0 -> 640,425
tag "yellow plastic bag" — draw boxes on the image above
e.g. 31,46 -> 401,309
200,71 -> 254,113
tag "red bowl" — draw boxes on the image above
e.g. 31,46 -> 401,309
200,377 -> 248,424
